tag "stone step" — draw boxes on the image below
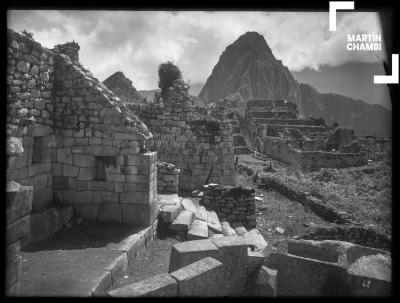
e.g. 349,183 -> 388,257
194,206 -> 207,222
187,219 -> 209,240
160,204 -> 182,223
221,221 -> 237,237
170,210 -> 194,233
206,211 -> 222,234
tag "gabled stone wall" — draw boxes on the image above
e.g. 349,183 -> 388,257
130,103 -> 236,191
7,29 -> 158,231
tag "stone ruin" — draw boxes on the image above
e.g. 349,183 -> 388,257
242,99 -> 385,170
6,29 -> 391,297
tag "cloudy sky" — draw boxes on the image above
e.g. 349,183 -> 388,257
7,10 -> 390,107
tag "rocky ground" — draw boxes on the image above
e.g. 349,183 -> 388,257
235,154 -> 392,250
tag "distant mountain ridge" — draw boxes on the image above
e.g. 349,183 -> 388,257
198,31 -> 391,137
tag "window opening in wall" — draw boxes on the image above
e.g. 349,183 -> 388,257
96,156 -> 116,181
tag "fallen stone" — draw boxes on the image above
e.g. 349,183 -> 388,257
181,198 -> 198,214
187,219 -> 208,240
108,273 -> 177,297
169,239 -> 219,273
207,211 -> 222,234
243,228 -> 268,254
194,206 -> 207,222
275,227 -> 284,234
160,204 -> 182,223
169,257 -> 224,297
221,221 -> 236,237
157,194 -> 180,206
170,210 -> 194,233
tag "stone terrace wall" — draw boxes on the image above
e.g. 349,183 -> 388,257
201,184 -> 256,228
264,136 -> 367,170
130,103 -> 236,191
7,29 -> 158,228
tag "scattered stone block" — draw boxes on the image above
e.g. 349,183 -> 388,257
221,221 -> 236,237
211,236 -> 249,296
160,204 -> 182,223
169,257 -> 224,297
170,210 -> 193,233
169,239 -> 219,273
243,228 -> 268,254
181,198 -> 197,214
187,219 -> 208,240
207,211 -> 222,234
108,274 -> 177,297
194,205 -> 207,222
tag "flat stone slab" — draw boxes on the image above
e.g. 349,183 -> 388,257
221,221 -> 236,237
243,228 -> 268,254
187,219 -> 208,240
157,194 -> 181,206
169,239 -> 219,273
108,273 -> 177,297
160,204 -> 182,223
170,210 -> 193,232
207,211 -> 222,234
170,257 -> 224,297
180,198 -> 198,214
194,206 -> 207,222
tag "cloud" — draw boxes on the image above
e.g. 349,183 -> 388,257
7,10 -> 385,89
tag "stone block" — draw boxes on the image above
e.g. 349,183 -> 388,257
78,167 -> 97,180
27,124 -> 51,137
243,228 -> 269,254
120,192 -> 149,204
7,215 -> 30,246
6,241 -> 21,265
157,193 -> 180,206
248,249 -> 266,277
268,252 -> 350,296
169,239 -> 219,273
160,204 -> 182,223
97,203 -> 121,223
77,204 -> 99,221
33,187 -> 53,211
57,147 -> 73,164
207,211 -> 222,234
6,255 -> 22,289
63,164 -> 79,177
211,236 -> 249,296
246,266 -> 277,297
187,219 -> 209,240
73,154 -> 97,167
108,274 -> 177,297
63,190 -> 93,204
7,185 -> 33,225
106,173 -> 125,183
7,137 -> 24,155
180,198 -> 197,214
170,210 -> 194,233
221,221 -> 236,237
121,202 -> 159,227
194,206 -> 207,222
170,257 -> 224,297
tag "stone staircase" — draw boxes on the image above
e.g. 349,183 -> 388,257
158,194 -> 246,241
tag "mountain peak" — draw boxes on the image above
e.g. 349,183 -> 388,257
103,71 -> 143,104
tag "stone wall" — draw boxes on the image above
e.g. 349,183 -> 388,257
6,181 -> 33,295
263,136 -> 367,170
201,184 -> 256,228
130,103 -> 236,191
157,161 -> 180,194
7,29 -> 159,230
7,29 -> 56,212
